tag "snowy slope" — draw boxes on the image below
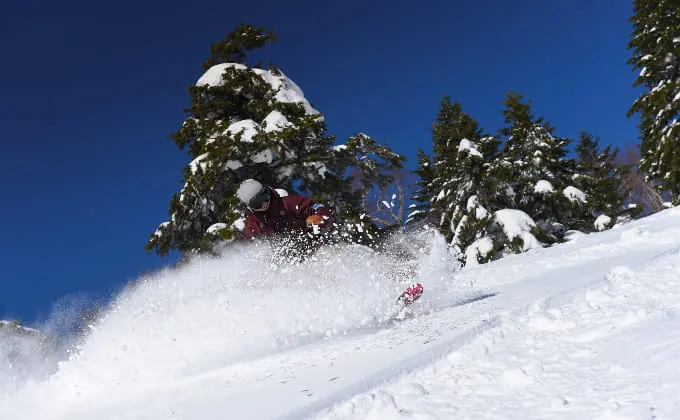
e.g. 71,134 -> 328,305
3,209 -> 680,419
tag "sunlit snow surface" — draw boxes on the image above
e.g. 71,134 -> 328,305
4,209 -> 680,419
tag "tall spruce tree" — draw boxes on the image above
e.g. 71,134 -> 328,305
429,96 -> 485,242
146,24 -> 404,257
495,92 -> 578,237
424,95 -> 503,263
627,0 -> 680,201
447,136 -> 500,260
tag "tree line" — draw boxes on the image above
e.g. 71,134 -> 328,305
146,0 -> 680,266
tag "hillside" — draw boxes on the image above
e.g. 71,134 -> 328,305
2,208 -> 680,419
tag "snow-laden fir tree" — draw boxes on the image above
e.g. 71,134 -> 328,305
447,135 -> 501,263
146,24 -> 404,257
573,132 -> 640,231
627,0 -> 680,202
428,96 -> 497,243
495,92 -> 581,238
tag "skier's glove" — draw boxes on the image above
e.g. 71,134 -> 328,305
306,214 -> 324,226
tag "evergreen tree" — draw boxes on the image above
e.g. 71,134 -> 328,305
146,24 -> 404,257
495,92 -> 577,238
429,96 -> 490,241
573,132 -> 639,230
627,0 -> 680,202
422,95 -> 505,263
448,135 -> 500,261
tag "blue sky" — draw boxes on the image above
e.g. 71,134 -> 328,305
1,0 -> 638,323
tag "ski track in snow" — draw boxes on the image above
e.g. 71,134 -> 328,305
2,209 -> 680,419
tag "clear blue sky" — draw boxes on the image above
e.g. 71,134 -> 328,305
1,0 -> 638,323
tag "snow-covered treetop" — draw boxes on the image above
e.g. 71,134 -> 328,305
498,93 -> 570,187
196,63 -> 320,116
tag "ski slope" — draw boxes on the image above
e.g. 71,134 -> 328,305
3,209 -> 680,419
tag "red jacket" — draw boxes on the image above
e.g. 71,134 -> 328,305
242,190 -> 334,240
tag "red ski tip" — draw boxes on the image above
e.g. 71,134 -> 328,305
397,283 -> 424,306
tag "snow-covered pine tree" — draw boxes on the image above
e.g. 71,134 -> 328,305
423,95 -> 504,264
429,96 -> 488,241
448,136 -> 501,263
627,0 -> 680,203
495,92 -> 579,239
573,132 -> 640,231
146,24 -> 404,257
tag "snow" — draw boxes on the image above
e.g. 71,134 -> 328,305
457,138 -> 483,158
153,221 -> 169,238
205,223 -> 228,235
6,209 -> 680,419
232,218 -> 245,231
0,321 -> 38,335
195,62 -> 247,86
224,160 -> 243,170
465,195 -> 488,219
195,63 -> 319,116
564,229 -> 586,242
595,214 -> 612,231
225,119 -> 258,142
250,148 -> 274,164
534,179 -> 554,194
563,185 -> 587,203
262,110 -> 291,132
304,161 -> 328,179
492,208 -> 542,251
463,236 -> 494,266
253,68 -> 319,116
188,152 -> 210,174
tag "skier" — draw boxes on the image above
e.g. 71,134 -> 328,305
236,179 -> 334,241
236,178 -> 422,307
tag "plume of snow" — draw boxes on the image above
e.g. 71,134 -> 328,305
0,229 -> 458,403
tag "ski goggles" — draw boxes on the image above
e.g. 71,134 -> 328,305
248,188 -> 271,211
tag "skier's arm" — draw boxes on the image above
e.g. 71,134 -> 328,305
242,215 -> 262,240
289,195 -> 333,228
